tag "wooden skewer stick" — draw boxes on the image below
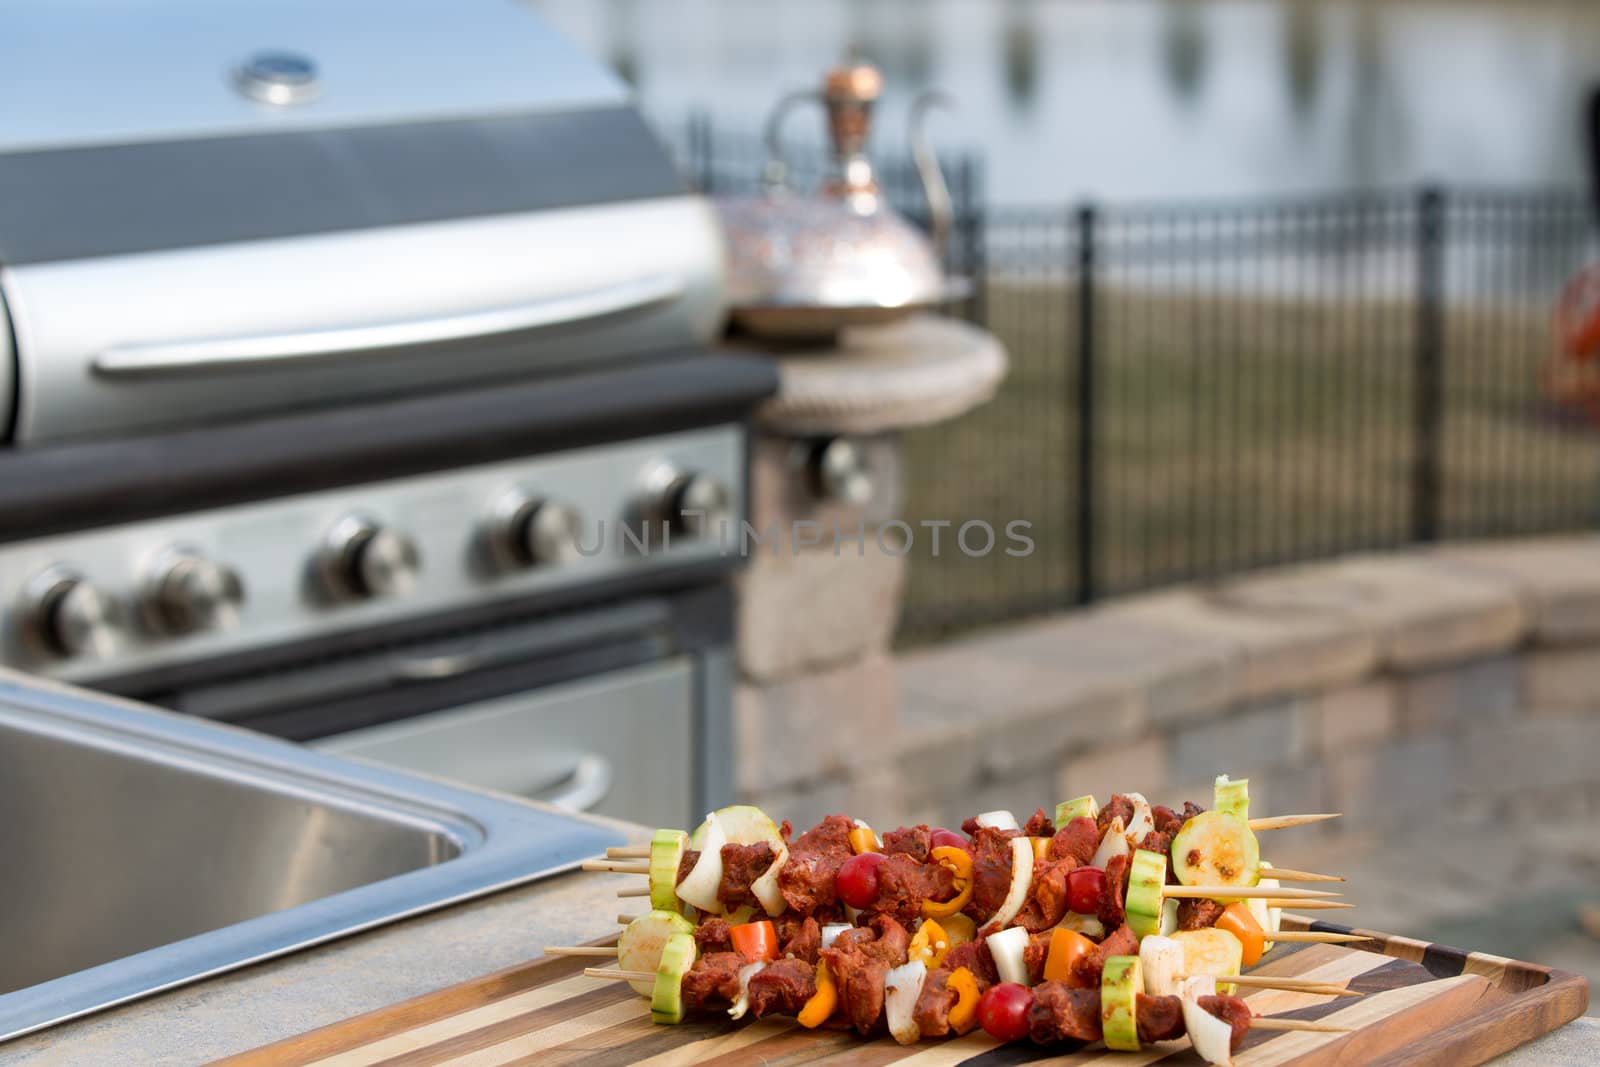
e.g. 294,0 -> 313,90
1249,813 -> 1342,831
1251,1018 -> 1355,1033
1163,885 -> 1340,901
1265,931 -> 1370,944
585,968 -> 655,982
1181,974 -> 1363,998
618,913 -> 642,925
544,946 -> 620,957
1270,900 -> 1355,910
618,886 -> 652,898
1260,867 -> 1346,883
606,845 -> 651,860
583,860 -> 650,874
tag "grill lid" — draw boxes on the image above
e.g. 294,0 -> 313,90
0,0 -> 727,444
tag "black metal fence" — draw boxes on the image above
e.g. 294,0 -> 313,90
671,117 -> 1600,644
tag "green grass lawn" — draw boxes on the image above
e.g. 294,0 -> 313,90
897,280 -> 1600,643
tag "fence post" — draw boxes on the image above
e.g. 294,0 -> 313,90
1413,186 -> 1445,542
1074,204 -> 1099,605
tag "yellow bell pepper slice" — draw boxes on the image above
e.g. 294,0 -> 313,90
946,967 -> 981,1034
848,824 -> 880,854
921,845 -> 975,919
1030,836 -> 1052,864
909,918 -> 951,970
796,959 -> 837,1028
941,912 -> 977,946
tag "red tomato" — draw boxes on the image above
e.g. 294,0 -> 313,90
929,828 -> 971,853
836,851 -> 887,910
976,982 -> 1033,1042
1065,865 -> 1107,915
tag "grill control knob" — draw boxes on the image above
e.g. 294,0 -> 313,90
319,516 -> 420,600
488,492 -> 584,570
642,468 -> 733,541
23,569 -> 121,660
144,550 -> 244,634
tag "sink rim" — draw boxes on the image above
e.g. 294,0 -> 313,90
0,670 -> 627,1043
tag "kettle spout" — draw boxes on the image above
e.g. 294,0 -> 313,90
909,91 -> 956,259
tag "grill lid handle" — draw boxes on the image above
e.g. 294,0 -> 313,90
90,273 -> 685,378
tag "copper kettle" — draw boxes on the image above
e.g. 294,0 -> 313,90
716,63 -> 968,341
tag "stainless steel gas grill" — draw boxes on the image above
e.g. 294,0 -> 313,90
0,0 -> 776,830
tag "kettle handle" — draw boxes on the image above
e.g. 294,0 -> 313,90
762,89 -> 822,192
909,91 -> 955,258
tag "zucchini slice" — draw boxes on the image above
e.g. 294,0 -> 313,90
1170,811 -> 1260,892
1101,954 -> 1143,1051
649,828 -> 688,913
617,910 -> 696,997
650,931 -> 698,1025
1125,848 -> 1168,938
1053,794 -> 1098,829
1171,927 -> 1244,993
1213,775 -> 1249,821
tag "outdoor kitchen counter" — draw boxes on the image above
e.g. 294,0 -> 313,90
0,827 -> 1592,1065
0,823 -> 651,1066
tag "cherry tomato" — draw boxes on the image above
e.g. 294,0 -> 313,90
1065,865 -> 1107,915
976,982 -> 1034,1042
836,851 -> 887,910
929,828 -> 971,853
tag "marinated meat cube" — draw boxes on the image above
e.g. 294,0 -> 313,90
819,941 -> 888,1035
942,938 -> 1000,985
681,951 -> 747,1009
1097,794 -> 1137,837
1027,981 -> 1101,1044
1049,817 -> 1100,866
964,826 -> 1020,920
1021,807 -> 1055,838
694,916 -> 733,954
1023,929 -> 1054,985
881,825 -> 934,862
1069,923 -> 1138,988
1098,852 -> 1130,929
960,815 -> 982,836
779,915 -> 821,964
912,967 -> 957,1037
1150,804 -> 1186,836
1200,994 -> 1254,1051
1136,993 -> 1187,1043
870,853 -> 956,924
777,814 -> 855,914
747,958 -> 817,1018
861,914 -> 911,967
1139,829 -> 1173,858
1181,800 -> 1207,821
1016,856 -> 1078,932
675,849 -> 700,886
1178,897 -> 1227,930
717,841 -> 776,912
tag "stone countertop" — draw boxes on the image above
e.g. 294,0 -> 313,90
0,826 -> 649,1067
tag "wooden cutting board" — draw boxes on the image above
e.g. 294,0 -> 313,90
214,918 -> 1588,1067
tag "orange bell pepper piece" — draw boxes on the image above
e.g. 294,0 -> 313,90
797,959 -> 837,1028
1042,928 -> 1095,983
946,967 -> 982,1034
729,919 -> 779,963
848,824 -> 879,854
1216,901 -> 1266,967
1030,836 -> 1052,864
921,845 -> 975,919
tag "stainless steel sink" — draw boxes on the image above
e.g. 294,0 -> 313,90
0,670 -> 626,1042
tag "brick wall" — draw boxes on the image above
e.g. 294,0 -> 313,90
736,535 -> 1600,840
